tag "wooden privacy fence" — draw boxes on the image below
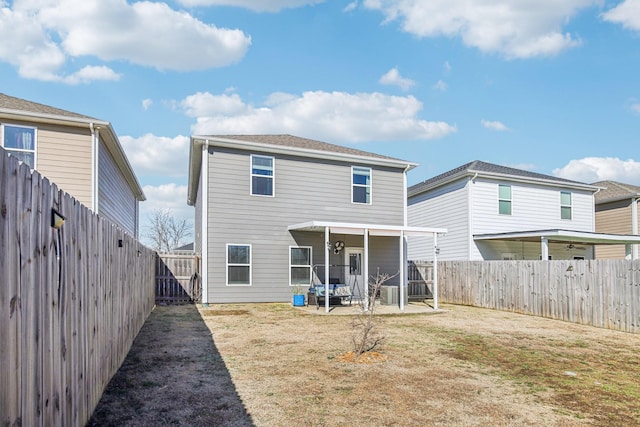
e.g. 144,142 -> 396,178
437,260 -> 640,333
155,253 -> 200,304
0,150 -> 156,427
407,261 -> 434,299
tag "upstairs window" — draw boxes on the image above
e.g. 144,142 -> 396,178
251,155 -> 274,196
352,166 -> 371,204
290,247 -> 312,286
561,191 -> 572,220
498,184 -> 511,215
2,124 -> 36,168
227,244 -> 251,286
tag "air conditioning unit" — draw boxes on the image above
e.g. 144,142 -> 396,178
380,285 -> 398,305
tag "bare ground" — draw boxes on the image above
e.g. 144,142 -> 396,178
88,303 -> 640,426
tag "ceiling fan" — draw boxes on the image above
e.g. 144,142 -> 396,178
566,243 -> 586,251
333,240 -> 345,254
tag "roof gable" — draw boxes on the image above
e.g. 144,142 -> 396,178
409,160 -> 597,197
592,180 -> 640,203
0,93 -> 97,121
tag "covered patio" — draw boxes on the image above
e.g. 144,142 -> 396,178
474,229 -> 640,260
288,220 -> 447,313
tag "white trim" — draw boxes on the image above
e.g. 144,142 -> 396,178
475,229 -> 640,244
560,191 -> 572,220
226,243 -> 252,286
288,220 -> 447,236
351,166 -> 372,205
498,183 -> 512,216
289,246 -> 312,286
201,142 -> 209,303
1,122 -> 37,169
250,154 -> 275,197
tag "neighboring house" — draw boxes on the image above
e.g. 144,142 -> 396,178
407,160 -> 640,261
592,180 -> 640,260
187,134 -> 444,305
0,93 -> 145,237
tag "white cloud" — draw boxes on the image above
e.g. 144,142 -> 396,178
602,0 -> 640,31
181,90 -> 457,142
142,99 -> 153,110
0,0 -> 251,82
553,157 -> 640,184
443,61 -> 452,73
433,80 -> 447,91
344,1 -> 358,12
379,67 -> 415,91
631,103 -> 640,114
363,0 -> 597,58
120,134 -> 190,178
481,119 -> 509,131
176,0 -> 324,12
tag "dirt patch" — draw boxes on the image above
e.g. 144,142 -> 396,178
89,303 -> 640,426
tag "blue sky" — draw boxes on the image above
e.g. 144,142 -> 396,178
2,0 -> 640,245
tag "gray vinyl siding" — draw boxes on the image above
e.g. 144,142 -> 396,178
98,139 -> 138,236
408,178 -> 469,261
205,147 -> 406,303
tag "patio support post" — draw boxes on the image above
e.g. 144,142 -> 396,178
632,198 -> 638,260
325,226 -> 330,313
201,140 -> 209,306
364,228 -> 369,311
433,232 -> 438,310
399,230 -> 405,311
541,236 -> 549,261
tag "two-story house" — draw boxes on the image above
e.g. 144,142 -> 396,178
407,160 -> 640,261
0,93 -> 145,237
592,180 -> 640,260
187,134 -> 444,307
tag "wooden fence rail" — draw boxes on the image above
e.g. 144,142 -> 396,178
0,150 -> 156,427
435,260 -> 640,333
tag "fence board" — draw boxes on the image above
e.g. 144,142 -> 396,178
0,149 -> 156,426
435,260 -> 640,333
155,253 -> 200,304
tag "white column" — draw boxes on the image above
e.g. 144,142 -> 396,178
632,198 -> 638,260
363,228 -> 369,312
325,226 -> 330,313
399,230 -> 405,311
433,233 -> 438,311
541,236 -> 549,261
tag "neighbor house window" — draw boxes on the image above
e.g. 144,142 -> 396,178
290,246 -> 312,286
251,155 -> 274,196
352,166 -> 371,204
561,191 -> 572,220
227,244 -> 251,286
498,184 -> 511,215
2,124 -> 36,168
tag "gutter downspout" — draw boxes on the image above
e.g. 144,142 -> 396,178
192,139 -> 211,305
633,197 -> 639,260
468,174 -> 477,260
90,123 -> 99,212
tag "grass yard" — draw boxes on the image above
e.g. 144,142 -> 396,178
88,303 -> 640,426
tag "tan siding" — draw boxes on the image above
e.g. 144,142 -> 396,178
14,121 -> 93,208
595,200 -> 631,259
98,139 -> 137,236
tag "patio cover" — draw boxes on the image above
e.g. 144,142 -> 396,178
474,229 -> 640,260
288,221 -> 447,313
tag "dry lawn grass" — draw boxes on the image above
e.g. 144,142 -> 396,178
89,303 -> 640,426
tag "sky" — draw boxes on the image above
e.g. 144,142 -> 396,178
2,0 -> 640,246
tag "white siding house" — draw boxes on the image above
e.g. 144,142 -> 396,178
408,161 -> 640,261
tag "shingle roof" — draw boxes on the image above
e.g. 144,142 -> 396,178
205,134 -> 406,162
591,180 -> 640,203
0,93 -> 98,121
409,160 -> 592,197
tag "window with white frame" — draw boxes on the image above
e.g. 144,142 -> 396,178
290,246 -> 312,286
2,124 -> 36,168
251,155 -> 274,196
560,191 -> 572,220
498,184 -> 511,215
352,166 -> 371,204
226,244 -> 251,285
